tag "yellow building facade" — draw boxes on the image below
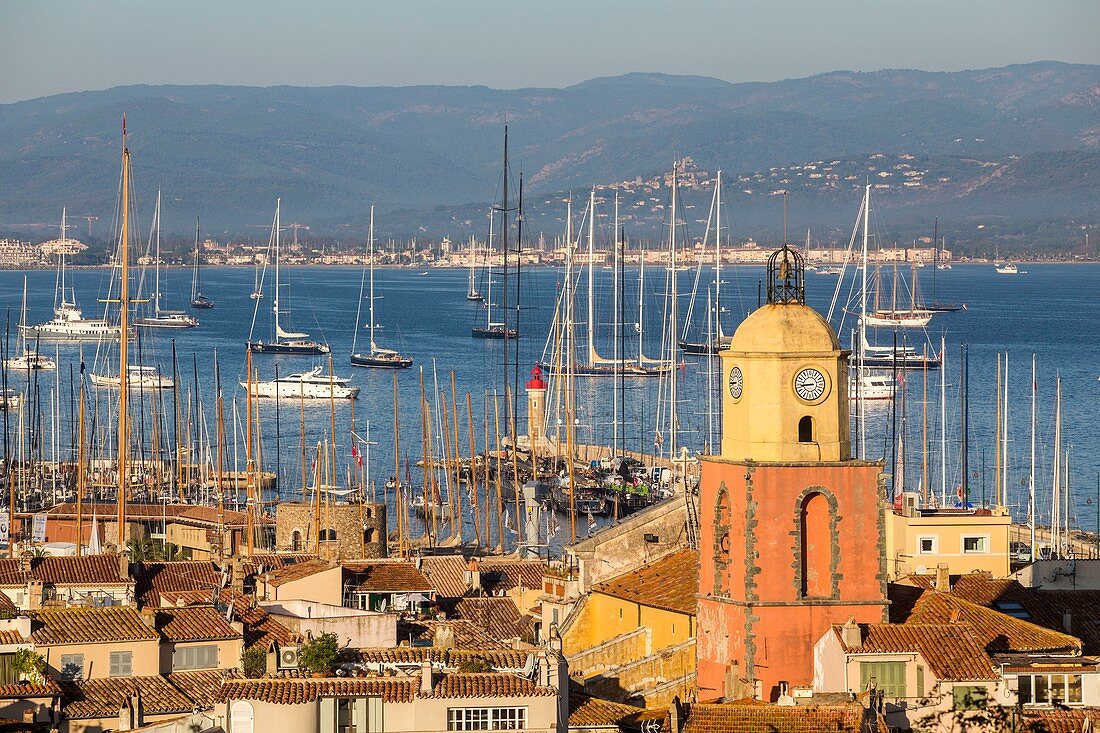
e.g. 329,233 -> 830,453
884,506 -> 1011,579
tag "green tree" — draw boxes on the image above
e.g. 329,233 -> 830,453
12,649 -> 45,682
241,646 -> 267,679
299,633 -> 340,676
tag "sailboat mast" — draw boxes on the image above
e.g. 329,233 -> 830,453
1002,352 -> 1009,508
1029,354 -> 1037,559
612,193 -> 619,455
486,211 -> 494,329
273,199 -> 282,340
154,190 -> 162,317
191,217 -> 200,301
715,170 -> 722,341
117,119 -> 131,544
940,335 -> 947,506
1052,376 -> 1062,555
587,188 -> 595,365
668,164 -> 679,468
368,206 -> 376,350
859,185 -> 870,459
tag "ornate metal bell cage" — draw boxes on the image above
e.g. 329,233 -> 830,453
766,244 -> 806,305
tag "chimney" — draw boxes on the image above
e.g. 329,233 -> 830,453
230,557 -> 245,594
669,696 -> 682,733
840,617 -> 862,649
117,696 -> 133,732
118,552 -> 130,581
433,624 -> 455,650
26,580 -> 44,611
131,689 -> 144,729
19,553 -> 32,575
139,607 -> 158,631
948,608 -> 963,624
934,564 -> 951,593
464,559 -> 481,592
1062,609 -> 1072,633
419,662 -> 435,695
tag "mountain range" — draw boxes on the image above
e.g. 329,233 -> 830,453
1,61 -> 1097,252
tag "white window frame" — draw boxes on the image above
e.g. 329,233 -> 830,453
59,653 -> 84,680
109,650 -> 132,677
962,535 -> 989,554
1017,673 -> 1084,706
447,706 -> 528,731
918,536 -> 938,554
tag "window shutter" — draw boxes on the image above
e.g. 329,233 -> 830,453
319,697 -> 336,733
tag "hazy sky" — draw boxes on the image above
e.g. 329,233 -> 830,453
2,0 -> 1097,104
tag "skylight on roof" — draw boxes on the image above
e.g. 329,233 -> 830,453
993,600 -> 1031,620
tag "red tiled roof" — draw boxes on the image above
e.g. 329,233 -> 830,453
343,561 -> 434,593
156,606 -> 241,642
0,555 -> 128,587
569,692 -> 642,728
478,560 -> 547,594
836,623 -> 998,681
399,619 -> 503,650
61,670 -> 230,719
1021,709 -> 1100,733
427,672 -> 556,699
133,561 -> 222,607
0,630 -> 26,645
593,549 -> 698,615
355,647 -> 530,670
418,555 -> 470,597
904,592 -> 1080,654
31,607 -> 158,645
670,701 -> 879,733
0,679 -> 61,699
218,677 -> 416,704
263,559 -> 333,587
449,597 -> 529,644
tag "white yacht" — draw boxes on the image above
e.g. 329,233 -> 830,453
90,365 -> 174,390
995,263 -> 1020,274
849,371 -> 896,401
22,303 -> 125,342
242,366 -> 359,400
4,350 -> 56,372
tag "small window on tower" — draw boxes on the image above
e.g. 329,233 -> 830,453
798,416 -> 814,443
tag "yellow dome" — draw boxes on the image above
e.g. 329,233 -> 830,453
728,303 -> 840,354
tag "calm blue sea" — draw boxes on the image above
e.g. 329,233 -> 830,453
0,263 -> 1097,546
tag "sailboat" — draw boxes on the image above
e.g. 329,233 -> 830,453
23,209 -> 125,342
5,277 -> 56,371
471,131 -> 518,340
134,191 -> 198,328
92,124 -> 174,392
860,264 -> 934,328
189,217 -> 215,309
246,199 -> 329,355
466,235 -> 484,301
680,171 -> 732,355
350,206 -> 412,369
250,255 -> 264,300
539,191 -> 668,378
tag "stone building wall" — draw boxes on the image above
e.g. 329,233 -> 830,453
275,502 -> 387,560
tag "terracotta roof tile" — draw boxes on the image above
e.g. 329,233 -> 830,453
1035,590 -> 1100,656
399,619 -> 502,650
672,701 -> 877,733
568,692 -> 642,728
156,606 -> 241,642
0,630 -> 26,645
836,623 -> 998,681
0,679 -> 62,699
0,556 -> 128,587
217,677 -> 416,705
355,647 -> 530,670
342,561 -> 434,593
904,592 -> 1080,654
137,588 -> 296,650
1020,709 -> 1100,733
418,555 -> 470,597
448,597 -> 529,643
263,559 -> 333,587
61,671 -> 229,719
241,554 -> 318,575
31,607 -> 158,645
477,560 -> 547,595
427,672 -> 556,699
133,561 -> 222,607
593,549 -> 698,615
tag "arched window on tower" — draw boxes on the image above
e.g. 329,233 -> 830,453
290,530 -> 302,552
798,415 -> 814,443
320,528 -> 338,542
800,492 -> 832,598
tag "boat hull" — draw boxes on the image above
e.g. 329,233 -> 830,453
247,341 -> 330,355
472,326 -> 518,339
190,297 -> 215,309
19,324 -> 124,341
351,353 -> 412,369
89,374 -> 174,390
134,315 -> 198,329
242,381 -> 359,400
679,338 -> 730,355
535,360 -> 669,378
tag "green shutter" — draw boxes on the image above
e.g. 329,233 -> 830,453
859,661 -> 906,698
916,665 -> 925,698
319,697 -> 336,733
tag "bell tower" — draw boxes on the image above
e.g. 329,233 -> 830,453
696,245 -> 887,702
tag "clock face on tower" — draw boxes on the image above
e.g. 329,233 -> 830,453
794,367 -> 827,402
728,366 -> 743,400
